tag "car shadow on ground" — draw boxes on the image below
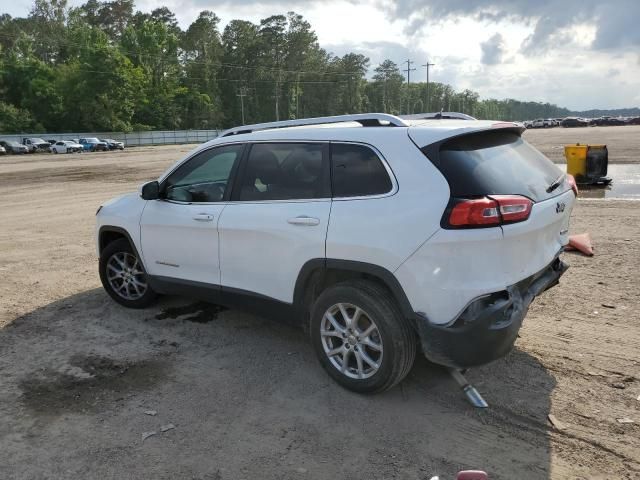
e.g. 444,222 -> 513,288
0,289 -> 556,480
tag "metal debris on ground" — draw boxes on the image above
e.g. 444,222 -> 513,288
144,410 -> 157,416
617,417 -> 634,424
601,304 -> 616,309
141,431 -> 157,442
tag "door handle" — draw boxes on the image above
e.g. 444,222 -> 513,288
287,216 -> 320,226
193,213 -> 214,222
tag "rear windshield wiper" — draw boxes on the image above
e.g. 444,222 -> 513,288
546,173 -> 566,193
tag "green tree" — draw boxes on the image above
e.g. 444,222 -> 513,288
181,10 -> 223,128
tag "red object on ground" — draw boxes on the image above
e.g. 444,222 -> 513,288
457,471 -> 488,480
566,233 -> 594,256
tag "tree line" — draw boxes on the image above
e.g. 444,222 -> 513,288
0,0 -> 575,134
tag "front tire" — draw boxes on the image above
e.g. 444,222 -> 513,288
99,238 -> 157,308
310,280 -> 416,394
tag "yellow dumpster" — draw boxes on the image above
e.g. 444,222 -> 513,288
564,143 -> 609,185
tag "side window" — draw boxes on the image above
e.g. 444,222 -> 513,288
331,143 -> 393,197
164,144 -> 243,203
238,143 -> 328,201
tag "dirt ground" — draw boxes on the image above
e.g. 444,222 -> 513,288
0,130 -> 639,479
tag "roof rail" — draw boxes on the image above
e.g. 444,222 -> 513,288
400,112 -> 477,121
220,113 -> 408,137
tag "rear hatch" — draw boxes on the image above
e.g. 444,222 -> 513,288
412,126 -> 576,283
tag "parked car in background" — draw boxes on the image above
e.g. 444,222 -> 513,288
0,140 -> 29,154
561,117 -> 589,128
22,137 -> 51,153
79,137 -> 108,152
531,119 -> 545,128
101,138 -> 125,150
51,140 -> 83,154
627,117 -> 640,125
523,120 -> 532,128
0,145 -> 6,155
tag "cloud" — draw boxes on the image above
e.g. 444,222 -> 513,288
480,33 -> 506,65
385,0 -> 640,54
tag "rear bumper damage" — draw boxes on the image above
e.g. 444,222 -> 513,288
416,255 -> 568,369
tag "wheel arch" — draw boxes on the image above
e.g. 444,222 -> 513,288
293,259 -> 416,323
98,226 -> 145,268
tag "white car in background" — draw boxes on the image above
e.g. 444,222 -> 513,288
96,113 -> 576,394
51,140 -> 83,154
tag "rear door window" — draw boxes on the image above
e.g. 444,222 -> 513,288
423,131 -> 563,202
331,143 -> 393,198
236,143 -> 329,201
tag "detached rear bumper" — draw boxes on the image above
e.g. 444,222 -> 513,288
416,255 -> 568,369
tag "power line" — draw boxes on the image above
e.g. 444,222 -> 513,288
0,31 -> 365,77
0,64 -> 350,86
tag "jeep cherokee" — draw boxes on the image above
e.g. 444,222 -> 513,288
96,113 -> 576,393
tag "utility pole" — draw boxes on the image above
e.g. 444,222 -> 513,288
422,60 -> 435,112
274,69 -> 283,121
295,72 -> 300,119
402,59 -> 416,115
236,86 -> 248,125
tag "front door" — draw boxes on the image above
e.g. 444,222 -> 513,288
140,143 -> 244,285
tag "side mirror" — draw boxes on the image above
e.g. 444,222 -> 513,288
140,181 -> 160,200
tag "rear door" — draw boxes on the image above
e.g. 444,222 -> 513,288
218,142 -> 330,303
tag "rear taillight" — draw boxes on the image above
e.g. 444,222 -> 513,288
566,174 -> 578,196
490,194 -> 533,223
446,195 -> 532,228
449,197 -> 500,226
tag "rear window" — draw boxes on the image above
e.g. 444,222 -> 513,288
423,131 -> 563,202
331,143 -> 392,197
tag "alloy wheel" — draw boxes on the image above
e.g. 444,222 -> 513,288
106,252 -> 147,300
320,302 -> 383,379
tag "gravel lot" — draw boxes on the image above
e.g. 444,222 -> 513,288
1,128 -> 639,479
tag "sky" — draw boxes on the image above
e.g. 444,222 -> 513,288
5,0 -> 640,111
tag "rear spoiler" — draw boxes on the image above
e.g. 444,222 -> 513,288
419,124 -> 525,168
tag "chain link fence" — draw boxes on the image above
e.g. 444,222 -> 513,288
0,129 -> 222,147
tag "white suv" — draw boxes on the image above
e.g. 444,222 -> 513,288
96,113 -> 576,394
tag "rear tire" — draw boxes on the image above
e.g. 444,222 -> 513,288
99,238 -> 157,308
310,280 -> 416,394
